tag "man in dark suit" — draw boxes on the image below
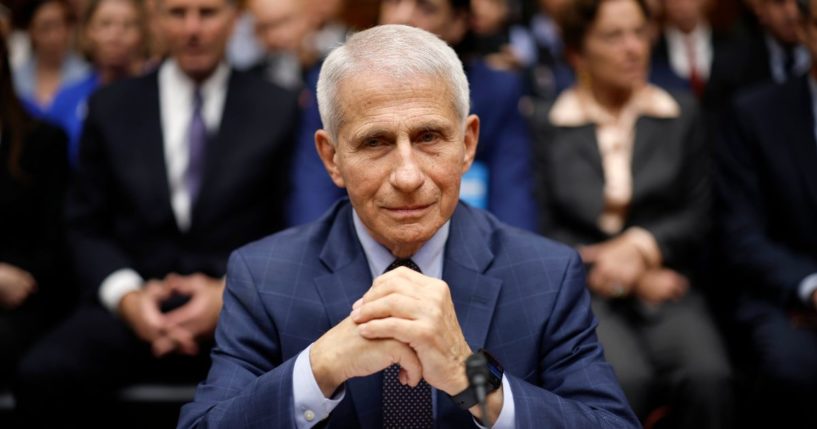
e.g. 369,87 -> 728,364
14,0 -> 298,427
178,24 -> 638,429
717,1 -> 817,427
705,0 -> 810,112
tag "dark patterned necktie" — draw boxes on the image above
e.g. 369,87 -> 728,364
382,259 -> 433,429
186,89 -> 206,203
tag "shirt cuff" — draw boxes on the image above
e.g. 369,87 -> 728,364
292,345 -> 345,428
625,227 -> 662,268
99,269 -> 144,313
473,375 -> 515,429
797,273 -> 817,306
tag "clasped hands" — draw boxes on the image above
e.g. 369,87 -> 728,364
310,266 -> 475,402
118,273 -> 224,357
581,235 -> 688,305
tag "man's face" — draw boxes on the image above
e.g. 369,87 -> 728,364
379,0 -> 467,45
315,72 -> 478,257
756,0 -> 800,45
249,0 -> 308,53
159,0 -> 236,81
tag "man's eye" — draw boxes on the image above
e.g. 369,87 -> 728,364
418,132 -> 438,143
364,139 -> 384,148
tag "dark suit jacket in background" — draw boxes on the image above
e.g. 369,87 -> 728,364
717,76 -> 817,306
67,68 -> 299,297
532,91 -> 709,274
178,201 -> 639,428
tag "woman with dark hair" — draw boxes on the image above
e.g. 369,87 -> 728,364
532,0 -> 733,427
0,29 -> 71,387
12,0 -> 89,117
49,0 -> 147,166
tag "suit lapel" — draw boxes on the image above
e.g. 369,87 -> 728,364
443,205 -> 503,352
631,116 -> 662,201
313,203 -> 381,427
137,73 -> 175,226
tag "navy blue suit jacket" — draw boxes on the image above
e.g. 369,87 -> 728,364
717,76 -> 817,306
287,60 -> 538,231
178,201 -> 638,428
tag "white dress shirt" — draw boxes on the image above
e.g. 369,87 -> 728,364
290,210 -> 516,428
98,59 -> 230,313
664,24 -> 713,82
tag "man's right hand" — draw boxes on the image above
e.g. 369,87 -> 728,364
309,315 -> 423,398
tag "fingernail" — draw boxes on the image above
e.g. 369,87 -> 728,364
350,308 -> 360,320
352,299 -> 362,309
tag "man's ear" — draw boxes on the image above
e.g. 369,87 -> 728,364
462,114 -> 480,174
315,129 -> 346,188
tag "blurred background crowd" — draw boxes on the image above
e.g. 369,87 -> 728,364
0,0 -> 816,428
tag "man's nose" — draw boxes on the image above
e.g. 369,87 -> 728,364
390,139 -> 424,192
183,11 -> 203,35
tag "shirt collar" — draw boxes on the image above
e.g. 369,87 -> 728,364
549,83 -> 680,127
160,58 -> 230,99
352,210 -> 450,280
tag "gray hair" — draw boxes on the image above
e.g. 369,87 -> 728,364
316,24 -> 470,140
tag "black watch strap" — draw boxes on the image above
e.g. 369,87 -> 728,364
450,350 -> 504,410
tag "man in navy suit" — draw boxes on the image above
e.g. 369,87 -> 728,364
15,0 -> 298,427
716,1 -> 817,427
179,24 -> 638,429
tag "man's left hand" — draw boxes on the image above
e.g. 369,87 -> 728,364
160,273 -> 225,355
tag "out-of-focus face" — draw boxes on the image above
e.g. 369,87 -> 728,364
664,0 -> 708,32
85,0 -> 143,68
470,0 -> 507,35
29,1 -> 72,61
755,0 -> 800,45
249,0 -> 309,53
537,0 -> 569,16
379,0 -> 467,45
159,0 -> 236,82
315,72 -> 478,257
575,0 -> 650,95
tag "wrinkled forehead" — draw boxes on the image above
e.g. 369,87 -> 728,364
334,70 -> 461,134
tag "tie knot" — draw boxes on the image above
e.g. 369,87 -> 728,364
385,258 -> 421,274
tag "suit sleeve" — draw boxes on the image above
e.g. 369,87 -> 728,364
178,250 -> 299,429
716,100 -> 817,303
510,251 -> 640,428
65,94 -> 138,299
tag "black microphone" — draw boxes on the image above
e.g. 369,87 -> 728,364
466,352 -> 492,427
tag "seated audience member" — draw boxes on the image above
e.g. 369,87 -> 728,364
49,0 -> 147,167
289,0 -> 537,231
531,0 -> 733,426
469,0 -> 536,71
14,0 -> 298,427
527,0 -> 574,100
247,0 -> 314,90
178,24 -> 639,429
705,0 -> 810,112
716,1 -> 817,427
650,0 -> 733,98
13,0 -> 89,118
0,30 -> 70,389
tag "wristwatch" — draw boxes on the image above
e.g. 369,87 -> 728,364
450,349 -> 504,410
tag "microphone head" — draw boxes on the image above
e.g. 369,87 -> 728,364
465,352 -> 490,385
